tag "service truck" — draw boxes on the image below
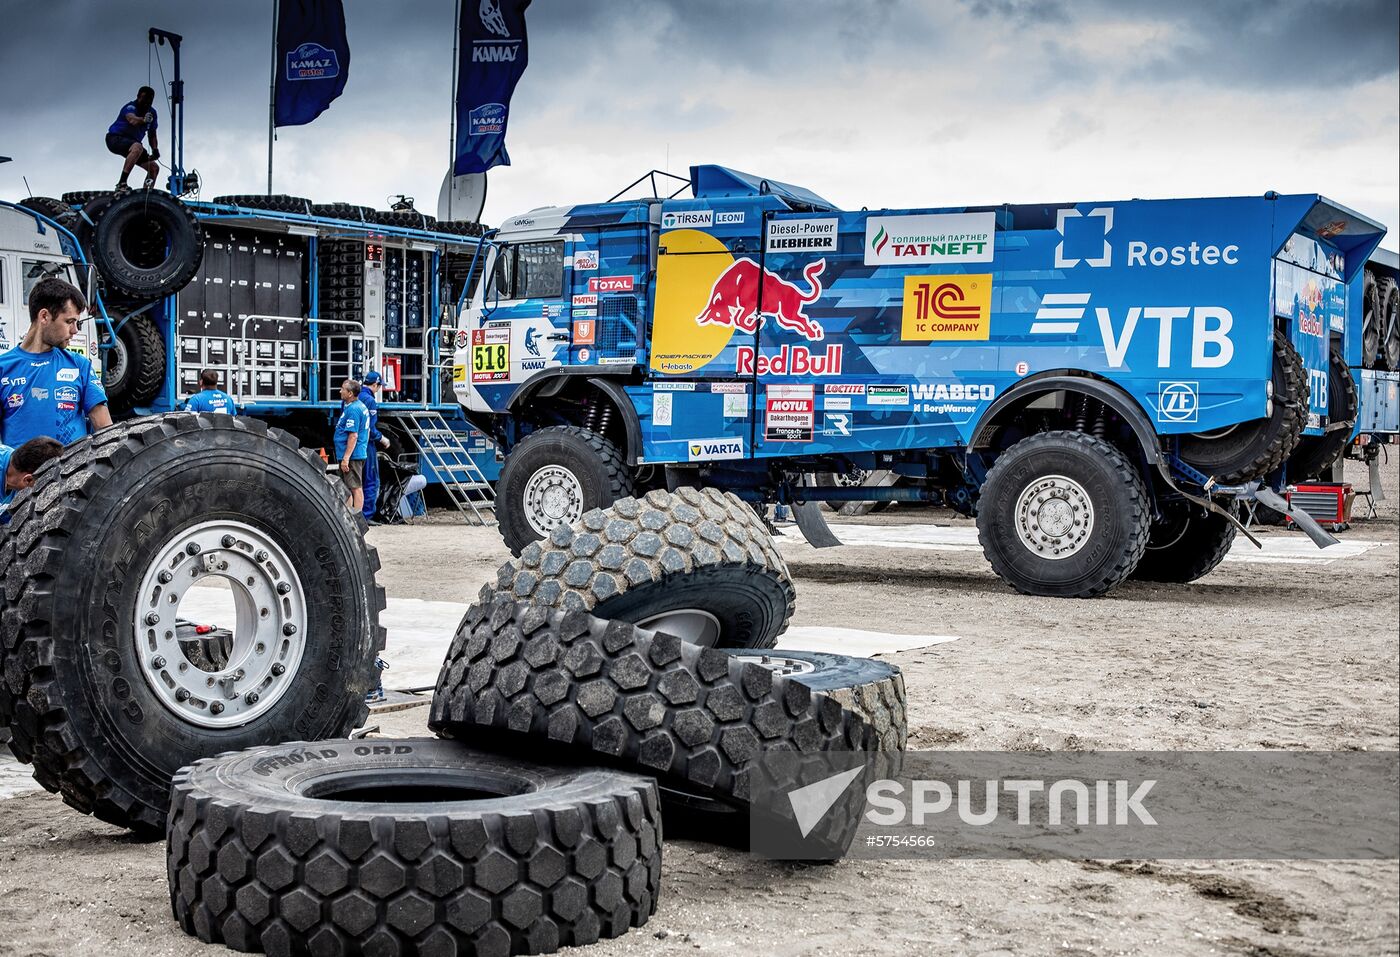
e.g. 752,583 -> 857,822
451,165 -> 1391,597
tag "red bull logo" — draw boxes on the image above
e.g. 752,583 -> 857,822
695,258 -> 827,341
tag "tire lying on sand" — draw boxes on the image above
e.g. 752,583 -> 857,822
1130,500 -> 1238,584
430,598 -> 877,854
168,739 -> 660,957
487,487 -> 795,649
92,190 -> 204,300
0,413 -> 385,836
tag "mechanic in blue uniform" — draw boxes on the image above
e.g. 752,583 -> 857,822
184,368 -> 236,414
1,437 -> 64,524
108,85 -> 160,193
334,378 -> 370,517
358,371 -> 391,522
0,277 -> 112,448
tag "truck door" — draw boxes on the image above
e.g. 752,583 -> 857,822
467,239 -> 568,396
0,254 -> 14,351
569,229 -> 646,369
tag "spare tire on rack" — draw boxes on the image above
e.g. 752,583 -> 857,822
92,190 -> 204,300
1284,346 -> 1358,483
0,413 -> 386,836
1176,336 -> 1309,484
369,209 -> 439,230
62,189 -> 113,206
310,202 -> 374,221
212,193 -> 313,214
17,196 -> 79,231
1361,271 -> 1382,369
1379,277 -> 1400,372
100,311 -> 166,411
436,220 -> 490,237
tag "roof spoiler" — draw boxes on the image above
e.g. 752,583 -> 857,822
1271,193 -> 1388,283
689,164 -> 836,211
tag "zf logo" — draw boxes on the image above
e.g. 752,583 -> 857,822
1157,381 -> 1199,423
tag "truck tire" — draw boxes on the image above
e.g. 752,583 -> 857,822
17,195 -> 78,231
487,488 -> 795,649
813,470 -> 891,514
168,739 -> 660,956
75,195 -> 115,262
62,189 -> 112,205
1379,277 -> 1400,371
369,209 -> 439,230
101,312 -> 167,410
1285,347 -> 1357,482
1130,501 -> 1237,583
497,426 -> 636,556
437,220 -> 490,237
1361,271 -> 1381,369
429,599 -> 875,836
0,413 -> 385,836
93,191 -> 204,300
310,202 -> 374,221
212,194 -> 313,215
1177,336 -> 1308,484
976,430 -> 1151,598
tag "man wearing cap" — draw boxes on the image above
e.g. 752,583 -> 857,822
358,371 -> 391,522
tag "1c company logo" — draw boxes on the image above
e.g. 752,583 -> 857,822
1157,381 -> 1199,423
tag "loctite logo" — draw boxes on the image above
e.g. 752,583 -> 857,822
696,259 -> 827,341
736,344 -> 843,376
589,275 -> 635,293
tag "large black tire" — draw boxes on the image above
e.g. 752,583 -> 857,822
1285,347 -> 1358,482
1177,336 -> 1308,484
1379,277 -> 1400,372
429,598 -> 875,848
436,220 -> 490,237
17,195 -> 78,231
101,312 -> 166,410
92,190 -> 204,300
813,470 -> 891,514
168,739 -> 660,956
976,431 -> 1151,598
1130,501 -> 1237,583
488,488 -> 795,650
497,426 -> 636,556
369,209 -> 439,230
75,195 -> 115,262
1361,271 -> 1381,370
310,202 -> 374,221
62,189 -> 113,205
0,414 -> 385,836
213,194 -> 313,214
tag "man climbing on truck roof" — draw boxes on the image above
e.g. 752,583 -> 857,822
107,85 -> 160,194
0,277 -> 111,447
0,436 -> 63,523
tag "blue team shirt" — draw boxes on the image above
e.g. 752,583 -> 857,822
334,399 -> 370,461
108,101 -> 158,139
0,444 -> 14,512
0,346 -> 108,447
185,389 -> 235,414
358,386 -> 383,442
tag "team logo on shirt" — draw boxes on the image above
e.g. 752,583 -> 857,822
6,394 -> 22,409
30,388 -> 48,400
55,386 -> 80,403
56,369 -> 80,382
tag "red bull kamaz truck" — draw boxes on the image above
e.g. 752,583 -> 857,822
452,165 -> 1389,597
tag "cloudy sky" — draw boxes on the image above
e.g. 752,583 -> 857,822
2,0 -> 1396,248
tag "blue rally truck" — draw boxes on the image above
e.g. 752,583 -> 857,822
452,165 -> 1389,597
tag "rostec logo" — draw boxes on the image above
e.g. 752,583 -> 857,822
902,274 -> 993,340
696,259 -> 827,341
1055,207 -> 1113,268
286,42 -> 340,81
687,437 -> 744,461
1157,382 -> 1199,423
1028,293 -> 1235,369
589,275 -> 635,293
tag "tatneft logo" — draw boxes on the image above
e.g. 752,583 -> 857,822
662,210 -> 714,230
865,213 -> 995,266
1157,381 -> 1199,423
1029,293 -> 1235,369
687,437 -> 744,461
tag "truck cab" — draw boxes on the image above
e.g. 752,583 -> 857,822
0,201 -> 102,370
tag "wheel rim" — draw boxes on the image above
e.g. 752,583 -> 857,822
636,608 -> 722,647
103,330 -> 129,388
731,653 -> 818,677
1014,474 -> 1095,560
522,465 -> 584,537
833,470 -> 869,488
134,520 -> 307,729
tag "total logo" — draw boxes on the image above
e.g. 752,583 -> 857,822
1157,381 -> 1199,424
687,437 -> 744,461
1029,293 -> 1235,369
589,275 -> 635,293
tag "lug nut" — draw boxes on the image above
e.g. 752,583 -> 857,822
245,692 -> 259,705
221,535 -> 237,548
175,688 -> 190,701
144,612 -> 161,626
276,582 -> 291,595
185,542 -> 202,556
157,570 -> 173,584
255,549 -> 269,562
282,623 -> 298,636
271,663 -> 286,676
209,702 -> 224,715
151,656 -> 166,669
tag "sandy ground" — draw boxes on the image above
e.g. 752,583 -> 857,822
1,460 -> 1397,956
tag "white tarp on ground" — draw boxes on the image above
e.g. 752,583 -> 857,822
778,523 -> 1384,564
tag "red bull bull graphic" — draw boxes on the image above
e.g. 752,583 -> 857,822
696,258 -> 827,341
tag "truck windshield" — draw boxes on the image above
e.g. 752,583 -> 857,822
486,241 -> 564,301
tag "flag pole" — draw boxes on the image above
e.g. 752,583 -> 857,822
267,0 -> 279,195
448,0 -> 461,219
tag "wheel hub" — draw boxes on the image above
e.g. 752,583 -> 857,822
635,609 -> 722,647
731,653 -> 817,677
523,465 -> 584,537
1014,474 -> 1095,560
134,520 -> 307,729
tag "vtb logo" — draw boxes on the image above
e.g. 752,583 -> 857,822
1157,381 -> 1199,423
901,274 -> 993,340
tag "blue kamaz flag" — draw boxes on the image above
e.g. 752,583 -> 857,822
274,0 -> 351,127
454,0 -> 531,174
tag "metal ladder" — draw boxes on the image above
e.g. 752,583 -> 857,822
384,410 -> 496,525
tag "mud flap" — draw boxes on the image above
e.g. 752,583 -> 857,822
1253,487 -> 1341,549
1371,454 -> 1387,502
792,499 -> 842,548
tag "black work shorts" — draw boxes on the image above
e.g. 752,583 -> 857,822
106,132 -> 147,160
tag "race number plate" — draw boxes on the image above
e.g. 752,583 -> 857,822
471,328 -> 510,383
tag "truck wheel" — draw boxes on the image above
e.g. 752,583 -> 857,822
212,194 -> 313,214
17,195 -> 78,231
497,426 -> 636,556
62,189 -> 113,205
93,191 -> 204,300
168,739 -> 660,955
488,488 -> 794,649
1177,336 -> 1308,484
101,313 -> 167,410
1130,501 -> 1237,583
1285,347 -> 1357,482
976,431 -> 1151,598
430,598 -> 875,849
0,414 -> 385,836
310,202 -> 374,221
1361,271 -> 1382,369
1379,278 -> 1400,371
813,470 -> 891,514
